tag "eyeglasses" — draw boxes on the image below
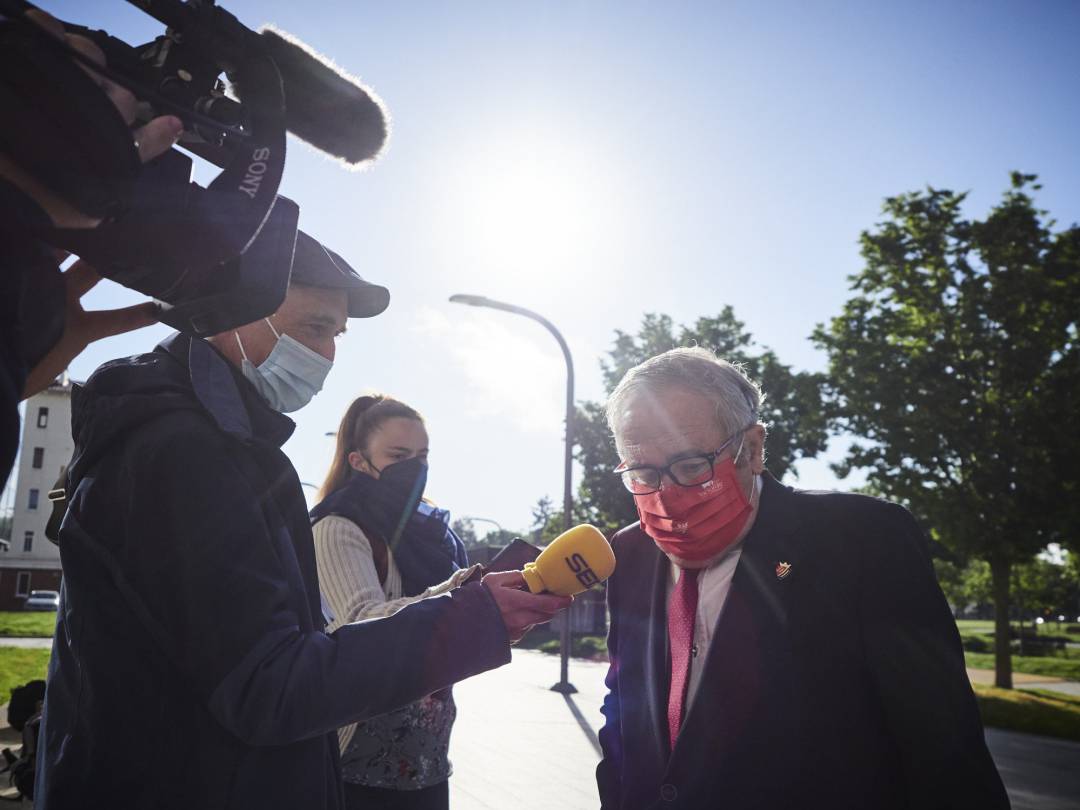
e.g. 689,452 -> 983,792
612,427 -> 749,495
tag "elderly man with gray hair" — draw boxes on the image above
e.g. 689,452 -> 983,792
595,347 -> 1008,810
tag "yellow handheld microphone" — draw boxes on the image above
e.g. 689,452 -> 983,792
520,524 -> 616,596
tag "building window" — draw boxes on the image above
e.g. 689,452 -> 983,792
23,531 -> 33,553
32,447 -> 44,469
37,407 -> 49,428
28,489 -> 39,510
16,572 -> 30,597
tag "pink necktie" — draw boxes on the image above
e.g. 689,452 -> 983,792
667,566 -> 700,752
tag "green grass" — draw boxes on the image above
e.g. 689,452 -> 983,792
956,619 -> 1080,637
974,684 -> 1080,742
0,648 -> 51,705
965,652 -> 1080,681
0,611 -> 56,638
957,620 -> 995,633
958,632 -> 995,653
534,635 -> 609,660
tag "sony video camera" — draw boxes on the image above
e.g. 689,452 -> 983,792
0,0 -> 387,335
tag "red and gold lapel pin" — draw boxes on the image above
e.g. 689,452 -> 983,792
774,561 -> 792,581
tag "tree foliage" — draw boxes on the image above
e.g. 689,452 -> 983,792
530,497 -> 554,534
933,558 -> 993,617
576,307 -> 829,534
483,528 -> 527,546
813,172 -> 1080,687
1013,554 -> 1078,623
450,517 -> 481,549
453,517 -> 534,549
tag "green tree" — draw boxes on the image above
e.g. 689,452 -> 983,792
453,519 -> 533,551
451,517 -> 480,549
933,558 -> 992,617
813,173 -> 1080,688
530,496 -> 555,542
576,307 -> 829,534
962,559 -> 994,611
1064,550 -> 1080,619
482,528 -> 526,546
1013,555 -> 1072,626
529,497 -> 594,543
932,559 -> 965,618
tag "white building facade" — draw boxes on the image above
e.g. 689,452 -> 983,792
0,377 -> 72,610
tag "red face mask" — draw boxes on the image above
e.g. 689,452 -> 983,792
635,457 -> 754,564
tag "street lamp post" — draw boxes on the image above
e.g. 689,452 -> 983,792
459,515 -> 504,534
449,294 -> 577,694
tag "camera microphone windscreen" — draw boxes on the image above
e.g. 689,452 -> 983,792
242,25 -> 389,167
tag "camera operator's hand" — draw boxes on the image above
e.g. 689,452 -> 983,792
0,10 -> 183,229
22,260 -> 159,398
481,570 -> 572,644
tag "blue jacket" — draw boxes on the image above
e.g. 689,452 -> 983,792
35,333 -> 511,809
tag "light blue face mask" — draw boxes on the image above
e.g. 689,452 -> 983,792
234,318 -> 332,413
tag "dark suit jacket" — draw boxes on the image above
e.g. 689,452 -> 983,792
597,473 -> 1008,810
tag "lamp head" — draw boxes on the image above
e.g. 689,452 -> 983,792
449,293 -> 493,307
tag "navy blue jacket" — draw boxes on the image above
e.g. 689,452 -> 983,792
35,333 -> 511,809
597,473 -> 1008,810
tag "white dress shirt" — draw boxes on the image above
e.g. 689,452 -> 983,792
667,474 -> 761,707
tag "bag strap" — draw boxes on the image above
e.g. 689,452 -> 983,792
44,465 -> 68,545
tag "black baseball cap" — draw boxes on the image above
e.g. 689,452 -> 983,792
290,230 -> 390,318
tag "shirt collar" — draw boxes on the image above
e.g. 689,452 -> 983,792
158,331 -> 295,448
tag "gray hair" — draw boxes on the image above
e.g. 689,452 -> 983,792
605,347 -> 764,447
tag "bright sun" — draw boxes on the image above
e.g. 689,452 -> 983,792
433,128 -> 626,294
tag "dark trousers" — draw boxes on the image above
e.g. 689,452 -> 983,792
343,780 -> 449,810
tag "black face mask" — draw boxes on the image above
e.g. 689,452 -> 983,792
370,457 -> 428,544
310,455 -> 460,597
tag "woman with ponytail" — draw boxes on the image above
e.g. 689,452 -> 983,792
312,394 -> 475,810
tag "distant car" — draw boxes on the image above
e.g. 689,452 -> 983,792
23,590 -> 60,611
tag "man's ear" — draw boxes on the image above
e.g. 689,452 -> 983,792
745,424 -> 767,474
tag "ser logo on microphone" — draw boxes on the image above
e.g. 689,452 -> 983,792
565,553 -> 600,589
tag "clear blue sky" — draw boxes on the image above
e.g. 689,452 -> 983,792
30,0 -> 1080,536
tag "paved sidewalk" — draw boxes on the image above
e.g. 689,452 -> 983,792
450,650 -> 1080,810
968,667 -> 1080,698
987,728 -> 1080,810
0,638 -> 53,649
1,646 -> 1075,807
449,650 -> 607,810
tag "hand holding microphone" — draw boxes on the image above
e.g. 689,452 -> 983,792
482,571 -> 570,643
481,525 -> 616,642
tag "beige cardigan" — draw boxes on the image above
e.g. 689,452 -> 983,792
311,514 -> 480,752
